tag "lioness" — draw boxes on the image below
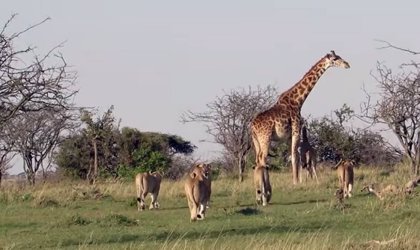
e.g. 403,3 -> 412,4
135,171 -> 162,211
334,159 -> 355,198
254,165 -> 272,206
184,163 -> 212,221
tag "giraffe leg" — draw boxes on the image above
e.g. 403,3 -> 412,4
258,134 -> 271,168
251,130 -> 261,166
311,161 -> 319,184
291,125 -> 300,185
253,131 -> 271,168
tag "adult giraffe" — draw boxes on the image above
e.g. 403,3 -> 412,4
251,51 -> 350,184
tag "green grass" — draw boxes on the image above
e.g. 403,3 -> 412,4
0,165 -> 419,249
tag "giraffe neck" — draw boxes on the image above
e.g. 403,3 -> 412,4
277,56 -> 329,108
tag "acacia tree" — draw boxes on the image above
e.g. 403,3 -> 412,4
182,85 -> 277,182
362,41 -> 420,174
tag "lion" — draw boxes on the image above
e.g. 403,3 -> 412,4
361,184 -> 399,200
191,163 -> 212,208
135,171 -> 162,211
254,165 -> 272,206
333,159 -> 355,198
184,163 -> 212,221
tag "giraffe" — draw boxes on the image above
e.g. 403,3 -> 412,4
251,50 -> 350,184
299,125 -> 318,183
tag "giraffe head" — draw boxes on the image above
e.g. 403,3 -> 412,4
324,50 -> 350,69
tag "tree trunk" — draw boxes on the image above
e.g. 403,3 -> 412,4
238,153 -> 246,182
92,139 -> 98,185
26,171 -> 36,185
415,133 -> 420,175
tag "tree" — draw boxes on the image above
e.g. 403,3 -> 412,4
55,132 -> 91,179
0,14 -> 77,184
56,125 -> 196,180
307,105 -> 399,165
0,147 -> 13,187
0,123 -> 15,186
0,14 -> 77,126
182,85 -> 277,182
361,41 -> 420,174
81,106 -> 119,184
117,129 -> 195,179
7,109 -> 76,185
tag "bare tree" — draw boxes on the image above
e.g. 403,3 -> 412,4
182,85 -> 277,182
361,41 -> 420,174
0,146 -> 14,187
0,14 -> 77,126
0,119 -> 16,186
0,15 -> 78,185
7,109 -> 77,185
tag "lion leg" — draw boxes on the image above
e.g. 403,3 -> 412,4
140,190 -> 148,210
149,193 -> 157,210
343,184 -> 349,198
186,196 -> 198,221
137,197 -> 143,211
262,194 -> 268,207
137,190 -> 146,211
190,202 -> 198,221
197,203 -> 206,220
255,189 -> 262,205
137,190 -> 144,211
348,183 -> 353,198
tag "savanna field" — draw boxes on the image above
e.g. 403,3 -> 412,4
1,164 -> 419,250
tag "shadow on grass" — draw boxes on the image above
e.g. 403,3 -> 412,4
57,221 -> 330,248
236,207 -> 260,216
158,205 -> 189,211
277,198 -> 328,206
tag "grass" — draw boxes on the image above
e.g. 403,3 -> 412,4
0,165 -> 419,249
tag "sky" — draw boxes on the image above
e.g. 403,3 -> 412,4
2,1 -> 420,174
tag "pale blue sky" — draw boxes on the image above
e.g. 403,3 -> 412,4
2,1 -> 420,173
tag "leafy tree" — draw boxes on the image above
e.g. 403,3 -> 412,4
117,130 -> 195,179
54,133 -> 91,179
81,106 -> 119,184
182,85 -> 277,182
307,105 -> 399,165
132,146 -> 170,173
119,127 -> 142,167
56,123 -> 195,180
